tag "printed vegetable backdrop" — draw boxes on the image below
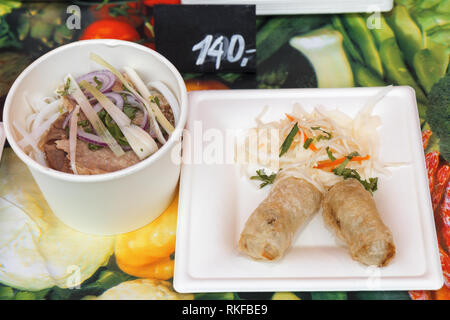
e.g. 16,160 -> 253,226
0,0 -> 449,300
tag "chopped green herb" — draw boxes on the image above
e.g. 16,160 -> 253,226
88,143 -> 103,151
57,78 -> 72,96
98,109 -> 130,147
333,158 -> 350,175
331,152 -> 378,194
279,123 -> 299,157
78,119 -> 93,133
123,104 -> 139,120
326,146 -> 336,161
311,126 -> 332,141
98,109 -> 107,118
250,169 -> 277,188
83,127 -> 93,134
77,120 -> 89,127
150,95 -> 160,107
303,138 -> 314,149
93,76 -> 103,90
346,151 -> 360,159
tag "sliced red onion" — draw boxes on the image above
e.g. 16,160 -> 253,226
118,91 -> 149,130
62,109 -> 74,129
93,92 -> 124,112
76,70 -> 116,94
141,112 -> 149,131
77,128 -> 108,147
77,128 -> 133,152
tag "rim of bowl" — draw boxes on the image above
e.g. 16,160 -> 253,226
3,39 -> 188,183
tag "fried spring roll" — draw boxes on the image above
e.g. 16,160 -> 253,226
238,177 -> 322,261
322,179 -> 395,267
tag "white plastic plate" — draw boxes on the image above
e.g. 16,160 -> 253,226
180,0 -> 393,15
174,87 -> 443,293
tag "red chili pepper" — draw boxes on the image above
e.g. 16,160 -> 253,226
439,244 -> 450,288
425,151 -> 440,194
439,181 -> 450,251
432,164 -> 450,211
431,285 -> 450,300
422,130 -> 432,150
409,290 -> 431,300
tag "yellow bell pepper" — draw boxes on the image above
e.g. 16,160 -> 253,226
116,256 -> 175,280
115,193 -> 178,280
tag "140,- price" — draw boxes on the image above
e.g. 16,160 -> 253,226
192,34 -> 255,70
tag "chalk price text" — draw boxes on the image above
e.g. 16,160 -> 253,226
192,34 -> 255,70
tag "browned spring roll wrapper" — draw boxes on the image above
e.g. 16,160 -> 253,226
238,177 -> 322,261
322,179 -> 395,267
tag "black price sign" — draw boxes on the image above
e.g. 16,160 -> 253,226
154,5 -> 256,73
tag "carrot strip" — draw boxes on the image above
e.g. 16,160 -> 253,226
285,113 -> 318,151
314,155 -> 370,169
285,113 -> 295,121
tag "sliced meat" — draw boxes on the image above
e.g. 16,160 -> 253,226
111,79 -> 125,92
160,103 -> 175,127
41,112 -> 140,175
43,143 -> 72,173
132,110 -> 145,127
62,96 -> 76,112
55,139 -> 140,175
153,92 -> 175,127
41,113 -> 72,173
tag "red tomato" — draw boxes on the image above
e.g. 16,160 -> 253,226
143,0 -> 181,5
89,2 -> 144,27
80,19 -> 140,41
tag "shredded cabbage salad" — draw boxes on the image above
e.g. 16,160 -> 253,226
241,86 -> 398,193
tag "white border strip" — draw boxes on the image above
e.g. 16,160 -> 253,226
181,0 -> 393,15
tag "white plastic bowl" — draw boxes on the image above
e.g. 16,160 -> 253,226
3,40 -> 188,235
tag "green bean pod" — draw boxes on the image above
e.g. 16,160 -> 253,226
369,15 -> 395,48
342,14 -> 384,78
412,10 -> 450,34
386,5 -> 423,67
379,38 -> 427,102
331,15 -> 364,63
352,62 -> 386,87
413,40 -> 449,93
256,15 -> 329,65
